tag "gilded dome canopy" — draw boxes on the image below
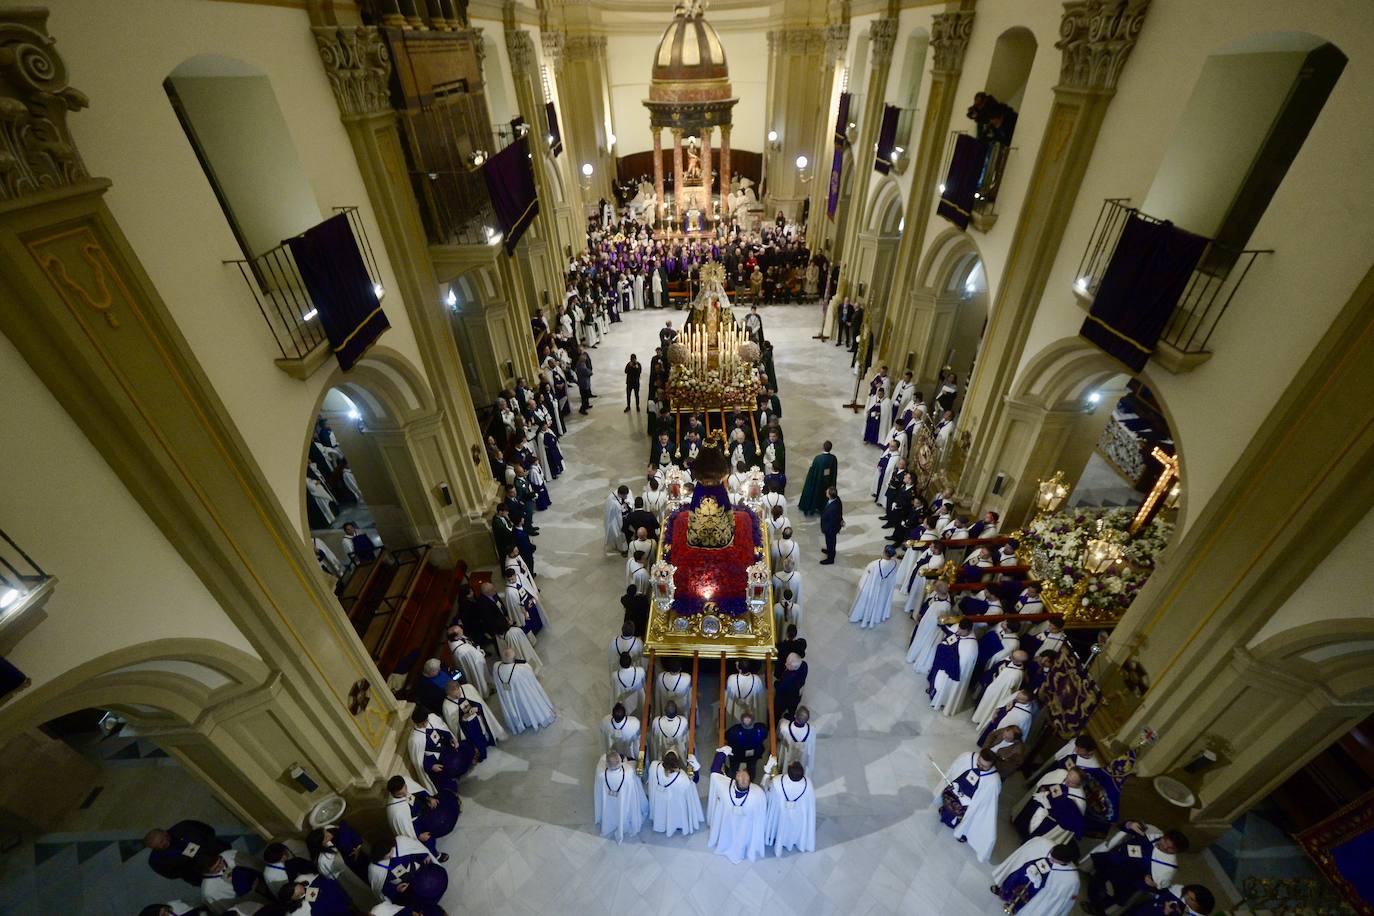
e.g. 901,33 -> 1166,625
644,1 -> 738,129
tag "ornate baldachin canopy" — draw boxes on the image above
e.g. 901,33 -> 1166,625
643,0 -> 737,133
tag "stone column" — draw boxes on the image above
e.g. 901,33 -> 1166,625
0,10 -> 405,833
881,5 -> 976,368
955,0 -> 1153,509
563,34 -> 614,204
719,125 -> 732,217
700,127 -> 713,224
652,127 -> 665,226
313,24 -> 499,558
805,22 -> 851,256
765,27 -> 827,218
505,29 -> 568,300
833,17 -> 898,291
541,30 -> 585,245
672,128 -> 686,226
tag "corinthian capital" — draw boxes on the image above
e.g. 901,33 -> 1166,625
824,23 -> 850,63
506,29 -> 536,74
868,18 -> 898,67
930,9 -> 976,75
541,30 -> 565,71
0,10 -> 90,202
313,25 -> 392,119
1056,0 -> 1151,92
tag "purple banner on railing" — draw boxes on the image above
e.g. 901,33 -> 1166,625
544,101 -> 562,157
285,213 -> 389,371
1080,213 -> 1207,372
826,145 -> 844,220
874,104 -> 900,174
936,133 -> 981,231
833,92 -> 851,145
483,135 -> 540,255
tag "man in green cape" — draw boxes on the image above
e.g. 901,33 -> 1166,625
798,441 -> 838,516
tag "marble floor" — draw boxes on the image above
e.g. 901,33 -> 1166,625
433,304 -> 1065,916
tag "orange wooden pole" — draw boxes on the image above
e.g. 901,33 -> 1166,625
718,652 -> 727,756
688,651 -> 700,756
638,649 -> 655,773
765,654 -> 777,763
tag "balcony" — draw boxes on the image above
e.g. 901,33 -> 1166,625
225,207 -> 384,379
0,528 -> 56,657
1073,198 -> 1272,372
937,130 -> 1016,233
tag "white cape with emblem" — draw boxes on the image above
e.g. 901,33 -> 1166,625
935,751 -> 1002,863
707,774 -> 769,863
994,836 -> 1082,916
778,718 -> 816,773
765,774 -> 816,855
645,760 -> 704,837
491,661 -> 556,733
930,635 -> 980,716
973,661 -> 1027,730
446,636 -> 489,696
848,557 -> 900,628
593,756 -> 649,843
906,596 -> 951,669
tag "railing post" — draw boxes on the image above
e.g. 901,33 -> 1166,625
638,648 -> 655,774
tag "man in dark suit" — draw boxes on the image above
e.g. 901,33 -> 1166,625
835,299 -> 853,348
468,581 -> 508,656
773,652 -> 809,722
819,486 -> 843,564
620,585 -> 650,639
625,498 -> 660,542
777,623 -> 807,661
491,504 -> 515,558
849,303 -> 865,353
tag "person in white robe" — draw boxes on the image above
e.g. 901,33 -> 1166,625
778,706 -> 816,773
313,537 -> 343,579
765,506 -> 790,548
774,589 -> 803,633
972,650 -> 1030,731
983,621 -> 1024,674
406,711 -> 459,795
306,476 -> 337,526
600,703 -> 641,760
608,624 -> 644,672
497,623 -> 542,670
993,841 -> 1083,916
900,540 -> 945,617
626,551 -> 652,595
707,751 -> 771,863
1034,618 -> 1070,657
761,486 -> 787,517
654,662 -> 692,716
929,620 -> 981,716
445,625 -> 489,696
650,268 -> 664,311
604,488 -> 629,555
384,774 -> 454,857
935,748 -> 1002,863
627,529 -> 656,565
772,529 -> 801,572
877,394 -> 894,444
650,702 -> 690,761
764,760 -> 816,856
645,750 -> 704,837
492,649 -> 556,734
502,568 -> 545,637
848,546 -> 901,628
308,824 -> 379,911
594,750 -> 649,843
644,478 -> 669,516
1015,767 -> 1087,845
724,663 -> 765,723
199,848 -> 269,913
907,581 -> 953,670
1016,583 -> 1046,614
441,680 -> 506,747
366,836 -> 439,907
611,653 -> 647,715
873,442 -> 902,500
633,272 -> 646,311
771,561 -> 803,610
1083,822 -> 1187,913
980,690 -> 1036,745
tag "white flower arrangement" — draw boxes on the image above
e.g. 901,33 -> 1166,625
1025,507 -> 1173,614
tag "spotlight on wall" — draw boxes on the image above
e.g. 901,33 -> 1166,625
302,308 -> 319,321
1087,390 -> 1103,406
767,130 -> 778,142
445,287 -> 458,311
938,182 -> 946,193
581,162 -> 594,177
372,282 -> 385,300
347,409 -> 361,421
471,150 -> 488,167
483,226 -> 503,247
607,132 -> 616,148
1074,276 -> 1090,294
795,155 -> 809,170
0,588 -> 20,610
767,129 -> 781,152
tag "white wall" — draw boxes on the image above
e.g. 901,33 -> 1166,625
0,331 -> 258,696
1013,0 -> 1373,532
48,0 -> 434,527
474,18 -> 521,128
1140,50 -> 1309,237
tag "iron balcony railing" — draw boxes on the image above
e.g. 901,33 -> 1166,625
224,206 -> 384,361
0,528 -> 51,617
1074,198 -> 1273,354
409,168 -> 501,247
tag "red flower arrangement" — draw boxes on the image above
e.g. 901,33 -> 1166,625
663,508 -> 762,617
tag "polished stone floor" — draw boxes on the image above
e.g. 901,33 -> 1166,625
434,304 -> 1044,916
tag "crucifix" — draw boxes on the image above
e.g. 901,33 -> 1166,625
1130,446 -> 1179,534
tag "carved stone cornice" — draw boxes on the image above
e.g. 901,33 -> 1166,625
564,33 -> 607,62
506,29 -> 536,75
868,18 -> 898,68
0,10 -> 90,203
824,23 -> 850,64
1056,0 -> 1151,93
312,25 -> 392,119
541,30 -> 565,71
770,27 -> 825,57
930,9 -> 976,75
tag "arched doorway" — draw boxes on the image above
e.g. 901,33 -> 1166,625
901,230 -> 991,406
855,179 -> 905,349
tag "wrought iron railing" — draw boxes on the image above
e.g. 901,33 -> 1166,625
0,528 -> 51,618
1074,198 -> 1273,354
409,168 -> 500,246
224,206 -> 383,361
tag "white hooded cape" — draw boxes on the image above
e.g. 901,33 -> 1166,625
492,661 -> 556,733
594,757 -> 649,843
848,558 -> 900,628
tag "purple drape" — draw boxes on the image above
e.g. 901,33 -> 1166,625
1080,214 -> 1208,371
874,105 -> 900,174
936,133 -> 982,231
285,213 -> 389,371
545,102 -> 563,157
482,135 -> 539,255
827,92 -> 851,220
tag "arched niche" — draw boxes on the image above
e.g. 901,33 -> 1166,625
893,29 -> 931,150
983,27 -> 1037,114
904,229 -> 991,398
857,178 -> 906,345
1140,32 -> 1345,256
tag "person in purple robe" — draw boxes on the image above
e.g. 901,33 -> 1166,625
387,774 -> 460,855
542,426 -> 565,478
279,871 -> 353,916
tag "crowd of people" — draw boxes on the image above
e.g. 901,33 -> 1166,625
840,367 -> 1215,915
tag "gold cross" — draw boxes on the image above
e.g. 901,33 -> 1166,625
1131,447 -> 1179,534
